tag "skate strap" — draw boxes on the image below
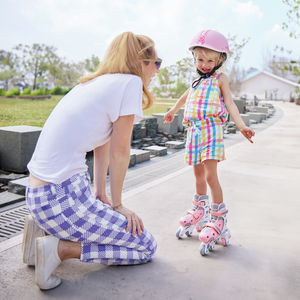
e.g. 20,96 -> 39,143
192,200 -> 206,206
210,209 -> 228,217
204,222 -> 222,234
186,209 -> 201,219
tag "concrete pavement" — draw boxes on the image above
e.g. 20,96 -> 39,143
0,101 -> 299,300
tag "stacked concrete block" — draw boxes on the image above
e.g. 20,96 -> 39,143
248,113 -> 263,123
152,113 -> 178,135
8,177 -> 28,196
255,107 -> 268,114
141,127 -> 146,138
0,125 -> 42,173
144,146 -> 167,156
130,149 -> 150,164
132,123 -> 142,140
240,114 -> 250,126
233,99 -> 245,114
167,107 -> 185,132
140,116 -> 157,138
165,141 -> 185,149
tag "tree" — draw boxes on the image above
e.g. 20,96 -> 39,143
85,55 -> 100,73
282,0 -> 300,38
0,50 -> 21,90
14,43 -> 60,90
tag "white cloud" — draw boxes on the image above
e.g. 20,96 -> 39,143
233,1 -> 263,19
21,8 -> 35,18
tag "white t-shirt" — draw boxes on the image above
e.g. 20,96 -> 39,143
28,74 -> 143,184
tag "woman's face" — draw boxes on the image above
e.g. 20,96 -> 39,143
142,49 -> 160,84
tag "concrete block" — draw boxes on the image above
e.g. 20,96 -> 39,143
132,123 -> 142,140
0,174 -> 28,185
248,113 -> 263,123
233,99 -> 245,114
141,127 -> 146,138
165,141 -> 185,149
129,154 -> 136,168
255,107 -> 268,114
152,113 -> 178,135
0,191 -> 25,208
0,125 -> 42,173
143,146 -> 167,156
8,177 -> 28,196
140,116 -> 157,138
130,149 -> 150,164
240,114 -> 250,126
167,107 -> 185,132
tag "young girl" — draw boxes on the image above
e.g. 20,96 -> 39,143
164,30 -> 255,256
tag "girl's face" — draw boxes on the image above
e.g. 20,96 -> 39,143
195,50 -> 216,74
142,48 -> 160,85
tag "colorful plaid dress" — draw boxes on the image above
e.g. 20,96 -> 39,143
183,74 -> 228,165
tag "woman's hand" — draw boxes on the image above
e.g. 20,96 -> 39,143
114,205 -> 144,237
97,195 -> 112,206
240,126 -> 255,143
164,110 -> 175,124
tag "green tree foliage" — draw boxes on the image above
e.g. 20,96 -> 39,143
0,50 -> 21,90
282,0 -> 300,38
13,43 -> 61,90
85,55 -> 100,72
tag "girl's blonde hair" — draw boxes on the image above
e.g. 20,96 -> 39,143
193,47 -> 227,75
80,32 -> 155,110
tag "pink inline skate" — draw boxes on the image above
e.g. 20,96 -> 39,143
176,194 -> 210,239
199,203 -> 231,256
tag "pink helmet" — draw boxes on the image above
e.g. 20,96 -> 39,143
189,30 -> 229,57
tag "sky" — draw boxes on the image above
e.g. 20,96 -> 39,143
1,0 -> 300,72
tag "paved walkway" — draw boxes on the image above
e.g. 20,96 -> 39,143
0,101 -> 299,300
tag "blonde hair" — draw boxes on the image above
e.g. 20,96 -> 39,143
80,32 -> 155,110
193,47 -> 227,75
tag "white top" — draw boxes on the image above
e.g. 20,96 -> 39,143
28,74 -> 143,184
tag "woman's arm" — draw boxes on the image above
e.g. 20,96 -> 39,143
219,74 -> 255,143
164,88 -> 190,123
93,141 -> 111,206
109,114 -> 144,236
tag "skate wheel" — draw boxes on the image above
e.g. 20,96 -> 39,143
199,244 -> 208,256
208,244 -> 215,251
221,238 -> 229,246
185,231 -> 191,237
176,228 -> 182,239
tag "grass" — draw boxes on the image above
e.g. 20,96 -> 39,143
0,96 -> 63,127
0,97 -> 178,127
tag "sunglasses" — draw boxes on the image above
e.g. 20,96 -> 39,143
142,58 -> 162,69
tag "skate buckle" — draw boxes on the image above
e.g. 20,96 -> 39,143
192,200 -> 206,206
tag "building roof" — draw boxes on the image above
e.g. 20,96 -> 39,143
243,70 -> 300,87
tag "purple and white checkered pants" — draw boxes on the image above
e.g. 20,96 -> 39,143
26,172 -> 157,265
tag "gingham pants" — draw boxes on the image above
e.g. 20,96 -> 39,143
26,172 -> 157,265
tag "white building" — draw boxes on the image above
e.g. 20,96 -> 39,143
239,70 -> 300,101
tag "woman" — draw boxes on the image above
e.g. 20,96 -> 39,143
22,32 -> 162,290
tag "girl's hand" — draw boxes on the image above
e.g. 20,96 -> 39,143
114,205 -> 144,237
164,111 -> 175,124
97,195 -> 112,206
240,126 -> 255,143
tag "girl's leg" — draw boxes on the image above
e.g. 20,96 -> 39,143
203,159 -> 223,204
193,163 -> 207,196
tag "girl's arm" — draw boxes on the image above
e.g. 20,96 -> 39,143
219,74 -> 255,143
109,114 -> 144,237
164,88 -> 190,123
94,141 -> 111,206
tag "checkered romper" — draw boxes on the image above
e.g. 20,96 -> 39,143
183,74 -> 228,165
26,172 -> 157,265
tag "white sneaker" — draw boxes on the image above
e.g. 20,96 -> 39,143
35,236 -> 62,290
22,215 -> 45,266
